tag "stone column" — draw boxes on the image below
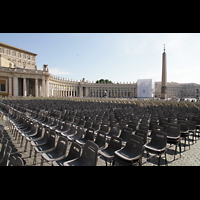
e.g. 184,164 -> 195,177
9,77 -> 12,96
46,78 -> 49,97
35,78 -> 38,97
23,78 -> 27,96
13,77 -> 18,96
42,78 -> 45,97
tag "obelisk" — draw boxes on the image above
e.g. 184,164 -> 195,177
161,44 -> 167,99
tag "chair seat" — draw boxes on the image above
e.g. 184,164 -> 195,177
114,149 -> 141,161
42,152 -> 65,162
34,145 -> 55,153
63,157 -> 92,166
99,148 -> 115,159
144,143 -> 166,153
167,135 -> 180,140
31,138 -> 46,146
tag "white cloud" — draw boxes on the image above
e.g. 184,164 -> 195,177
49,68 -> 70,76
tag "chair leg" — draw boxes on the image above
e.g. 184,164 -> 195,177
147,151 -> 150,162
184,137 -> 186,151
174,144 -> 177,160
138,157 -> 142,166
112,159 -> 115,166
104,157 -> 107,166
179,142 -> 181,158
188,136 -> 190,149
29,145 -> 33,158
20,136 -> 24,147
24,140 -> 28,152
165,151 -> 168,166
41,157 -> 44,166
33,150 -> 37,165
158,154 -> 161,166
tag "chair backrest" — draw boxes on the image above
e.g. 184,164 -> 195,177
100,124 -> 109,133
188,120 -> 196,130
0,138 -> 8,160
8,155 -> 16,166
167,123 -> 181,137
55,136 -> 68,156
152,125 -> 163,132
92,122 -> 100,131
47,130 -> 56,147
67,142 -> 81,160
62,122 -> 71,131
84,120 -> 92,129
192,116 -> 200,125
36,124 -> 44,138
81,140 -> 99,166
150,130 -> 167,149
120,127 -> 133,142
135,129 -> 148,144
125,134 -> 143,155
108,136 -> 122,151
76,126 -> 84,138
128,122 -> 137,131
14,156 -> 24,166
139,124 -> 149,131
178,121 -> 189,131
95,131 -> 106,148
0,131 -> 3,143
108,126 -> 120,137
69,123 -> 76,134
78,118 -> 85,126
84,128 -> 94,141
32,122 -> 39,133
1,145 -> 12,166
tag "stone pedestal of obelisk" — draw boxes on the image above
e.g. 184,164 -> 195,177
161,46 -> 167,99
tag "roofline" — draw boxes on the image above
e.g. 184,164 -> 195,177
0,42 -> 37,56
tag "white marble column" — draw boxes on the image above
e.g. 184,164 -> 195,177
42,78 -> 45,97
23,78 -> 27,96
13,77 -> 18,96
35,78 -> 38,97
46,78 -> 49,97
9,77 -> 12,96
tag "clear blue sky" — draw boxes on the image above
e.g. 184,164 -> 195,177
1,33 -> 200,84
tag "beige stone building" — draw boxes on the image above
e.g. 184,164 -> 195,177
0,42 -> 49,97
155,81 -> 200,99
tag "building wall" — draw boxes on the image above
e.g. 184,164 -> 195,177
0,42 -> 37,69
0,76 -> 9,97
155,81 -> 198,99
0,55 -> 15,68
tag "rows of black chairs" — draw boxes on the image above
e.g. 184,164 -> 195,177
0,128 -> 24,166
1,99 -> 200,166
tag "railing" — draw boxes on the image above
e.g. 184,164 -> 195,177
0,66 -> 49,75
49,74 -> 136,86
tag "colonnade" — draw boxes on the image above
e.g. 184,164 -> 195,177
48,81 -> 136,98
90,87 -> 135,98
49,83 -> 77,97
13,76 -> 49,97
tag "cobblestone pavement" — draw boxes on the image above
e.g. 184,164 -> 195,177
1,116 -> 200,166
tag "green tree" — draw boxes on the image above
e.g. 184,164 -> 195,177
96,79 -> 113,84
